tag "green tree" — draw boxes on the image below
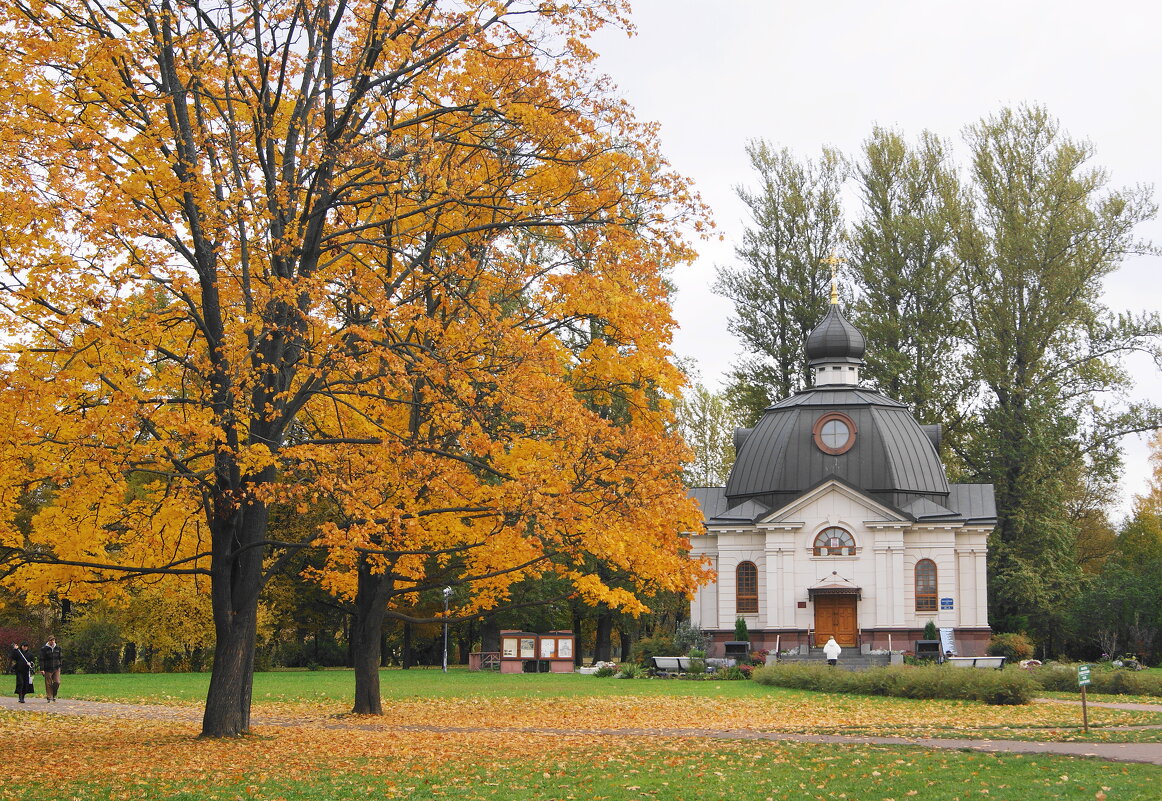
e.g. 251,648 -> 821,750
715,141 -> 847,422
675,383 -> 742,486
954,105 -> 1162,640
849,127 -> 972,464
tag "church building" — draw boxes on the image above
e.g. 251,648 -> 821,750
688,294 -> 995,657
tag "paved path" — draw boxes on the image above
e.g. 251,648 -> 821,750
4,695 -> 1162,766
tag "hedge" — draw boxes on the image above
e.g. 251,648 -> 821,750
1029,663 -> 1162,696
751,663 -> 1036,705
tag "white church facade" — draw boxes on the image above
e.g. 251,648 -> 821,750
688,299 -> 995,657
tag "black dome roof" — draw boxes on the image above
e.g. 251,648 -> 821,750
805,304 -> 865,365
724,387 -> 950,511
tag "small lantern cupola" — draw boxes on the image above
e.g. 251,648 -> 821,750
805,263 -> 865,386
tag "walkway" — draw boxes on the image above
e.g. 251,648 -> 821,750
3,695 -> 1162,766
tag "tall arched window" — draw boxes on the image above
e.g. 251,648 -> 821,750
736,562 -> 758,614
812,527 -> 856,556
915,559 -> 938,611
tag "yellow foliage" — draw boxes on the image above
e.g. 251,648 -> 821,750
0,0 -> 712,711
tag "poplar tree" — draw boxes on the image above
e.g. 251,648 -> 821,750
714,141 -> 847,423
849,127 -> 973,464
955,105 -> 1162,638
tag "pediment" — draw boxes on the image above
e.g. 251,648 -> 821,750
759,478 -> 908,526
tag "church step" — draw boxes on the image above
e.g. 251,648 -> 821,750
774,652 -> 892,671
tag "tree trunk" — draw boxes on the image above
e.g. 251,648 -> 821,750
594,612 -> 613,662
202,604 -> 258,737
572,614 -> 584,666
402,623 -> 412,669
200,500 -> 268,738
351,560 -> 392,715
618,629 -> 634,662
480,619 -> 500,654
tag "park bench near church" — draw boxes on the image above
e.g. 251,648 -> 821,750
650,656 -> 692,674
946,655 -> 1006,669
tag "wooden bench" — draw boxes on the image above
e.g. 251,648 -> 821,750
650,656 -> 693,673
947,656 -> 1006,669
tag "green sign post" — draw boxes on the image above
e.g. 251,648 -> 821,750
1078,664 -> 1091,732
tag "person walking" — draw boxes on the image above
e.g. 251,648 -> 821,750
40,635 -> 62,702
823,636 -> 842,667
14,642 -> 35,702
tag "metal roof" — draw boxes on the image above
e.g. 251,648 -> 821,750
945,484 -> 998,524
724,386 -> 950,502
805,303 -> 866,366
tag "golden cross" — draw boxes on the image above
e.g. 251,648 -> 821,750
821,251 -> 844,304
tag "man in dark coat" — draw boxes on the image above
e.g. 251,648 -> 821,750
40,635 -> 61,702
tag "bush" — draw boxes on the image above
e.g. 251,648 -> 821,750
67,618 -> 124,674
751,663 -> 1036,705
718,664 -> 754,680
672,622 -> 709,655
631,635 -> 676,666
593,662 -> 618,678
922,620 -> 938,641
687,648 -> 707,675
616,663 -> 646,679
988,632 -> 1034,662
1029,662 -> 1162,697
734,617 -> 750,642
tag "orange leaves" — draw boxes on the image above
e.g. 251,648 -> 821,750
0,1 -> 710,681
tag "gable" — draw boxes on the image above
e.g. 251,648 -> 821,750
760,479 -> 907,527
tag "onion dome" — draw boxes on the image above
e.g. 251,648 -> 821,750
805,303 -> 865,367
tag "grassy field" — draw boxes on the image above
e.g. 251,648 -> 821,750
4,669 -> 1162,800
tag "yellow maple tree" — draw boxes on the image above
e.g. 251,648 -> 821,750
0,0 -> 710,735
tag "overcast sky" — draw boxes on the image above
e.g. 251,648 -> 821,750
590,0 -> 1162,517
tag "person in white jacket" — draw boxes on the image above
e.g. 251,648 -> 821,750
823,637 -> 841,667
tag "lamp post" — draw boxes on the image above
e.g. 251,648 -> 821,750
442,586 -> 453,673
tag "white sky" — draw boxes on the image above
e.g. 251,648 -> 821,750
591,0 -> 1162,518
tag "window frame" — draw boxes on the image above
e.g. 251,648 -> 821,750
736,561 -> 758,614
915,558 -> 938,612
812,527 -> 856,556
812,411 -> 857,455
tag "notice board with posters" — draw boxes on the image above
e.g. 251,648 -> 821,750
499,631 -> 576,673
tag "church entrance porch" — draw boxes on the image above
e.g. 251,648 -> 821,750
813,595 -> 858,647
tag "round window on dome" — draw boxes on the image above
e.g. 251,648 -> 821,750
812,412 -> 856,455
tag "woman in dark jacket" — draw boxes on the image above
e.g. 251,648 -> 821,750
13,642 -> 34,702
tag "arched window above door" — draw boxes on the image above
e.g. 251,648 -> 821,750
736,562 -> 758,614
812,527 -> 856,556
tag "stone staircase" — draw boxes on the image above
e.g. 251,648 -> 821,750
774,648 -> 891,671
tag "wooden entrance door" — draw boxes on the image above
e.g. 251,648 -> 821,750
814,595 -> 857,647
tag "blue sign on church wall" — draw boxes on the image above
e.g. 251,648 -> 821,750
940,597 -> 954,610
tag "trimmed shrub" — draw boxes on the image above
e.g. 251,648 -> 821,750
988,632 -> 1034,662
922,620 -> 938,641
734,617 -> 750,642
751,663 -> 1036,705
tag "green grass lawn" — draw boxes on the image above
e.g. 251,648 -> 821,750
5,669 -> 1159,801
64,666 -> 782,704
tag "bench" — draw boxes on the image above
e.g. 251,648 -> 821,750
947,656 -> 1006,670
650,656 -> 693,673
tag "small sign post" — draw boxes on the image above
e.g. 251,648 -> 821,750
1078,664 -> 1091,732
